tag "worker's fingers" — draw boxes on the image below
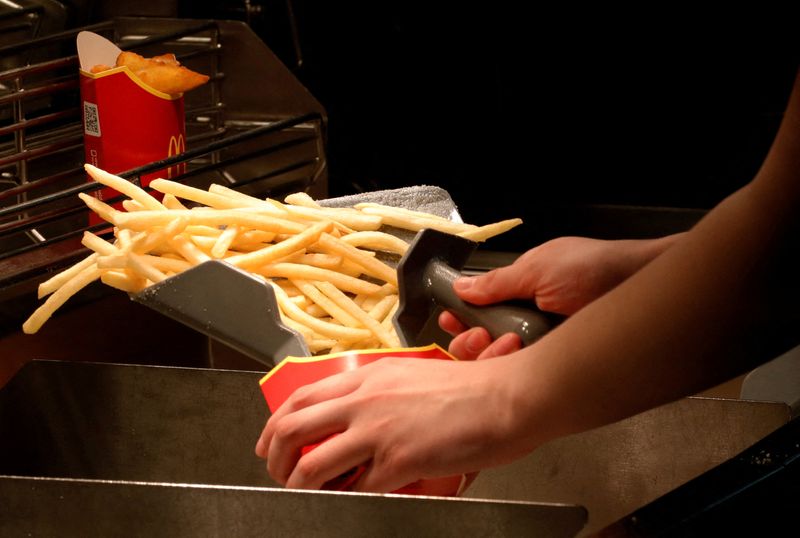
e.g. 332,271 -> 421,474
475,332 -> 522,359
256,371 -> 363,459
446,328 -> 521,360
438,310 -> 468,336
440,310 -> 523,360
285,431 -> 372,491
265,398 -> 352,485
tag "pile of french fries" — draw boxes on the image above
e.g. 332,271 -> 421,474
22,164 -> 522,354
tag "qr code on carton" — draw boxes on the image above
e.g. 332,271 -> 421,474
83,101 -> 101,137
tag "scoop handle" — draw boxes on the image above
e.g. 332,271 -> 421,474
425,261 -> 555,346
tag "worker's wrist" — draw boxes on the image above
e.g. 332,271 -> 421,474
627,233 -> 686,270
488,351 -> 562,460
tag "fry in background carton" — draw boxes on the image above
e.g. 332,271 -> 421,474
76,31 -> 209,224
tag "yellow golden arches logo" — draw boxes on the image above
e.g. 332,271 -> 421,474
167,134 -> 186,178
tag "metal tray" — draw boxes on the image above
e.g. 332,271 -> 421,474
0,360 -> 586,537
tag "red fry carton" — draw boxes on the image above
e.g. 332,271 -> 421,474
259,344 -> 473,496
77,31 -> 186,223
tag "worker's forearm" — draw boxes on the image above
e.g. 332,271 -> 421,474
508,75 -> 800,449
510,184 -> 798,449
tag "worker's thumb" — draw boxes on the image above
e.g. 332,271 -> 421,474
453,265 -> 537,306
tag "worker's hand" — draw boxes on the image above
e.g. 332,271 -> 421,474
440,235 -> 681,359
255,354 -> 533,493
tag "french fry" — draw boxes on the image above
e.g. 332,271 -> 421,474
381,298 -> 400,330
208,184 -> 287,214
256,262 -> 383,296
313,280 -> 401,348
151,178 -> 257,210
317,233 -> 397,287
101,269 -> 146,293
97,253 -> 191,274
23,265 -> 104,334
368,294 -> 399,321
304,304 -> 329,318
328,341 -> 352,354
268,280 -> 372,343
38,253 -> 98,299
355,203 -> 477,235
240,231 -> 278,245
308,338 -> 339,353
122,199 -> 146,212
85,164 -> 165,210
353,202 -> 459,223
360,296 -> 379,312
225,220 -> 333,269
336,258 -> 366,278
114,209 -> 305,234
82,230 -> 121,256
281,315 -> 314,339
127,252 -> 168,284
289,293 -> 311,306
79,192 -> 119,224
276,281 -> 303,297
162,193 -> 189,210
295,253 -> 342,271
168,234 -> 211,265
116,228 -> 134,251
95,254 -> 129,269
457,218 -> 523,242
131,217 -> 188,254
339,231 -> 410,255
284,191 -> 322,208
142,254 -> 191,273
211,225 -> 239,259
277,203 -> 383,232
185,224 -> 223,237
290,278 -> 362,328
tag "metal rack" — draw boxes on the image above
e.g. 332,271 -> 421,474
0,17 -> 328,320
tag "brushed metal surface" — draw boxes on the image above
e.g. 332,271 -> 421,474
465,395 -> 791,536
0,360 -> 587,537
0,476 -> 586,538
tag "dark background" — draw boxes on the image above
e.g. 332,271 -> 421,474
68,2 -> 800,249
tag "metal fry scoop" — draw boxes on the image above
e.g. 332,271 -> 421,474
133,260 -> 310,364
132,229 -> 555,368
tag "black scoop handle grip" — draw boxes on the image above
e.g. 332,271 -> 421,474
424,261 -> 556,346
